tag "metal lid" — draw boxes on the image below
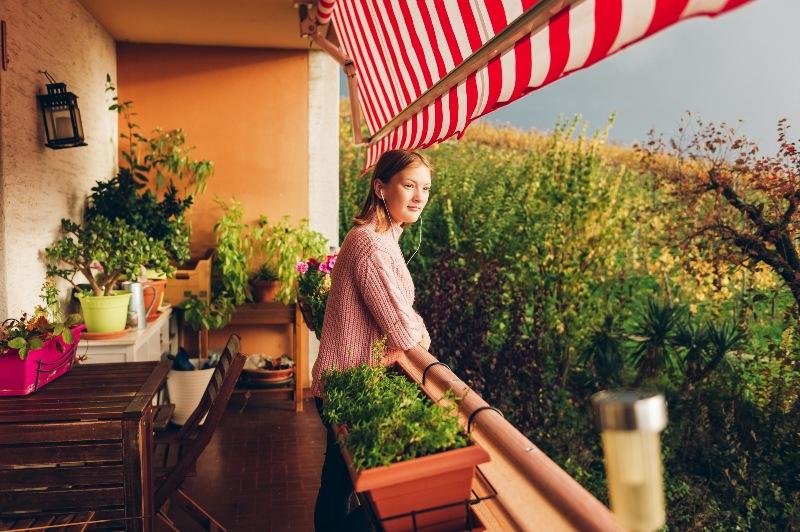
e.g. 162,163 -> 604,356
591,390 -> 667,432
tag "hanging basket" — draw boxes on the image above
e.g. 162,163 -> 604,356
297,295 -> 321,340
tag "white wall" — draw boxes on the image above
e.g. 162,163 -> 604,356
0,0 -> 117,318
307,49 -> 340,384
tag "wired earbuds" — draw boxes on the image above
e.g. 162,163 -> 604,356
379,189 -> 423,265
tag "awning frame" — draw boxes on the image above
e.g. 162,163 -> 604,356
299,3 -> 365,144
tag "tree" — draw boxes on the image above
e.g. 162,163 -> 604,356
641,117 -> 800,314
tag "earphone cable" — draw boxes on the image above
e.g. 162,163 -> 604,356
381,197 -> 422,265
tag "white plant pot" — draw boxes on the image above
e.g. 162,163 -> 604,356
166,361 -> 215,426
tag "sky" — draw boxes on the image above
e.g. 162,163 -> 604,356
341,0 -> 799,155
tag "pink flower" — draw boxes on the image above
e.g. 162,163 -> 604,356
319,262 -> 331,274
295,261 -> 309,274
325,254 -> 337,269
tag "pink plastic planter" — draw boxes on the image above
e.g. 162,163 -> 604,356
0,325 -> 85,396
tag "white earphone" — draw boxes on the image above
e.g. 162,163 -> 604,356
378,186 -> 423,265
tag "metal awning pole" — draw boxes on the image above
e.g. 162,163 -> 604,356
366,0 -> 583,147
299,4 -> 365,145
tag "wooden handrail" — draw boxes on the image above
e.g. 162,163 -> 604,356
398,349 -> 623,532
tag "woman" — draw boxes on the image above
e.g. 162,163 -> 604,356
310,149 -> 432,531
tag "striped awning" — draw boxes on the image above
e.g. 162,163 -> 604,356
321,0 -> 752,169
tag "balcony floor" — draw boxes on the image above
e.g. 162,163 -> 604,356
174,394 -> 325,532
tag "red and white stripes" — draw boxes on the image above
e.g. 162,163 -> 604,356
326,0 -> 753,169
316,0 -> 337,25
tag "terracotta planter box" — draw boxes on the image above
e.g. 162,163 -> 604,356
336,434 -> 489,531
331,362 -> 490,531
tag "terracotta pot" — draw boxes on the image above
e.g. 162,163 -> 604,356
336,427 -> 490,531
142,279 -> 166,319
252,280 -> 280,303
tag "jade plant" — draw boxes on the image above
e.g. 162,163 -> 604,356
45,216 -> 173,297
321,339 -> 468,470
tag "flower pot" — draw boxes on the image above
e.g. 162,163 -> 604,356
0,325 -> 85,396
242,355 -> 294,385
336,429 -> 489,531
166,360 -> 215,425
252,280 -> 280,303
142,279 -> 166,319
77,291 -> 132,333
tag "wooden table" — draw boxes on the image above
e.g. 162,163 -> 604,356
0,361 -> 170,531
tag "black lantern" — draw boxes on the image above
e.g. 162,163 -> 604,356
37,71 -> 87,149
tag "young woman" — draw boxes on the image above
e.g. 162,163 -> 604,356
310,149 -> 432,531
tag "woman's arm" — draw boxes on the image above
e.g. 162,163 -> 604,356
356,251 -> 427,351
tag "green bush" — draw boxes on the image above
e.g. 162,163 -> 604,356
339,107 -> 800,528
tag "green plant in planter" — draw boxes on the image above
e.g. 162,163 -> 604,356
321,354 -> 468,470
182,198 -> 251,331
0,282 -> 84,359
45,216 -> 173,296
252,216 -> 328,304
91,75 -> 213,268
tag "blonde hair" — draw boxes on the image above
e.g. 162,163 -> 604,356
354,150 -> 432,232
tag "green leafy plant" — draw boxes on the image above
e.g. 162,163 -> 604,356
45,216 -> 173,297
0,282 -> 81,359
182,198 -> 251,331
251,216 -> 328,304
95,74 -> 213,267
253,264 -> 279,283
321,342 -> 468,471
296,254 -> 336,338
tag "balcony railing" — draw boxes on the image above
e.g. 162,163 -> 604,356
398,349 -> 623,532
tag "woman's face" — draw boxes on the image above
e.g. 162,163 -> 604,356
375,164 -> 432,225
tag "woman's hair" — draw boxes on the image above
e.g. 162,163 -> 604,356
354,149 -> 432,232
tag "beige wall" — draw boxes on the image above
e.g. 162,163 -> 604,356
116,43 -> 310,255
117,44 -> 312,359
0,0 -> 117,318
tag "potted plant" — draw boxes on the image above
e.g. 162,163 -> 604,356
251,264 -> 280,302
321,340 -> 490,531
251,216 -> 328,304
296,253 -> 336,338
0,282 -> 84,395
99,76 -> 213,316
45,216 -> 173,334
242,354 -> 294,384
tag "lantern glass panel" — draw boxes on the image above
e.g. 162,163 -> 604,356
50,107 -> 73,139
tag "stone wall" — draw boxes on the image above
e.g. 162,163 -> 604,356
0,0 -> 117,318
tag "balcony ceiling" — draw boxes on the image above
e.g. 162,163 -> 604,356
78,0 -> 311,49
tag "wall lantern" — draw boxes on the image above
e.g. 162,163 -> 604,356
592,390 -> 668,532
36,70 -> 87,149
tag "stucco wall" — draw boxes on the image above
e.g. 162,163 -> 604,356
117,44 -> 313,360
0,0 -> 117,318
307,50 -> 340,384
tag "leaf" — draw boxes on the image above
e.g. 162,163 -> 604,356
61,328 -> 74,345
28,338 -> 44,351
8,337 -> 26,350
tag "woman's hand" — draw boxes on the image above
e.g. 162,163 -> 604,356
420,328 -> 431,351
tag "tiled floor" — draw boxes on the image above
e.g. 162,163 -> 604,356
174,394 -> 326,532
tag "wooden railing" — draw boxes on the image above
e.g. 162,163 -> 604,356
398,350 -> 624,532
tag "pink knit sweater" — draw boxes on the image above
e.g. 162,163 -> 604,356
310,218 -> 428,397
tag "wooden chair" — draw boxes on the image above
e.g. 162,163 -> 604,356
0,511 -> 95,531
153,334 -> 246,532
